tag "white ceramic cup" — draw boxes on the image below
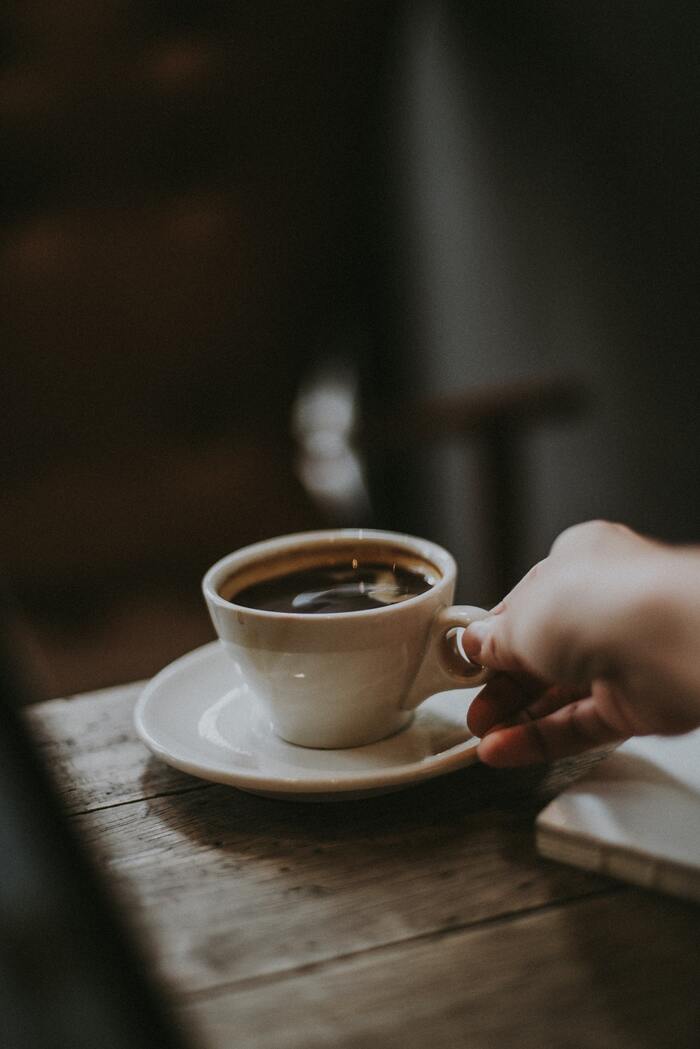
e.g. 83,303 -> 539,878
202,529 -> 492,749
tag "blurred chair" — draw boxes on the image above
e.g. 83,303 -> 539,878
363,376 -> 585,602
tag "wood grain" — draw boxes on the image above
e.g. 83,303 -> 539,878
25,688 -> 610,994
71,779 -> 611,995
185,891 -> 700,1049
24,687 -> 697,1049
25,686 -> 191,813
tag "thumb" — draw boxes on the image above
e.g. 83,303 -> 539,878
461,609 -> 520,672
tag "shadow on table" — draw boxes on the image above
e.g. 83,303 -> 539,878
138,747 -> 610,855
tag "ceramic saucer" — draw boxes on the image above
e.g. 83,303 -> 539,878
134,641 -> 482,801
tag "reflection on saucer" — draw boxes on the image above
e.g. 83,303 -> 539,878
197,690 -> 258,768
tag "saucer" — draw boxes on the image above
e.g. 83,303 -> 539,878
134,641 -> 482,801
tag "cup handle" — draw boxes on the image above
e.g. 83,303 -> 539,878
401,605 -> 493,710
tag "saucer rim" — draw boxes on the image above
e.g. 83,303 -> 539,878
134,641 -> 480,796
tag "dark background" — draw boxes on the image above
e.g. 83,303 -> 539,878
2,0 -> 698,698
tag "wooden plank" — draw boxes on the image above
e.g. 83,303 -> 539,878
184,891 -> 700,1049
69,771 -> 610,995
25,689 -> 615,998
27,690 -> 696,1047
24,686 -> 202,812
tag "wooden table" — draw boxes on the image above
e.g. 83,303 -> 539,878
26,683 -> 700,1049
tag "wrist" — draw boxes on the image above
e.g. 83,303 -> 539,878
609,544 -> 695,682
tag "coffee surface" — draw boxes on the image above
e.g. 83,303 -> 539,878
230,560 -> 434,614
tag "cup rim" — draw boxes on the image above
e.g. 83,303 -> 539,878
202,528 -> 457,622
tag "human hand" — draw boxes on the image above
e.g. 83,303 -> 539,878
461,521 -> 700,766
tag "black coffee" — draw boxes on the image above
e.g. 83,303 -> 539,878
230,561 -> 435,614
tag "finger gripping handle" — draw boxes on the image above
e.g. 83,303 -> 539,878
402,605 -> 493,710
436,606 -> 492,685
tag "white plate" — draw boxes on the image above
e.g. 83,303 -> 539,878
134,641 -> 482,801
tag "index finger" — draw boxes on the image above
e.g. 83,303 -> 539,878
477,696 -> 627,766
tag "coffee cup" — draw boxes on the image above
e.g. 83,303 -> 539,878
202,529 -> 492,749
